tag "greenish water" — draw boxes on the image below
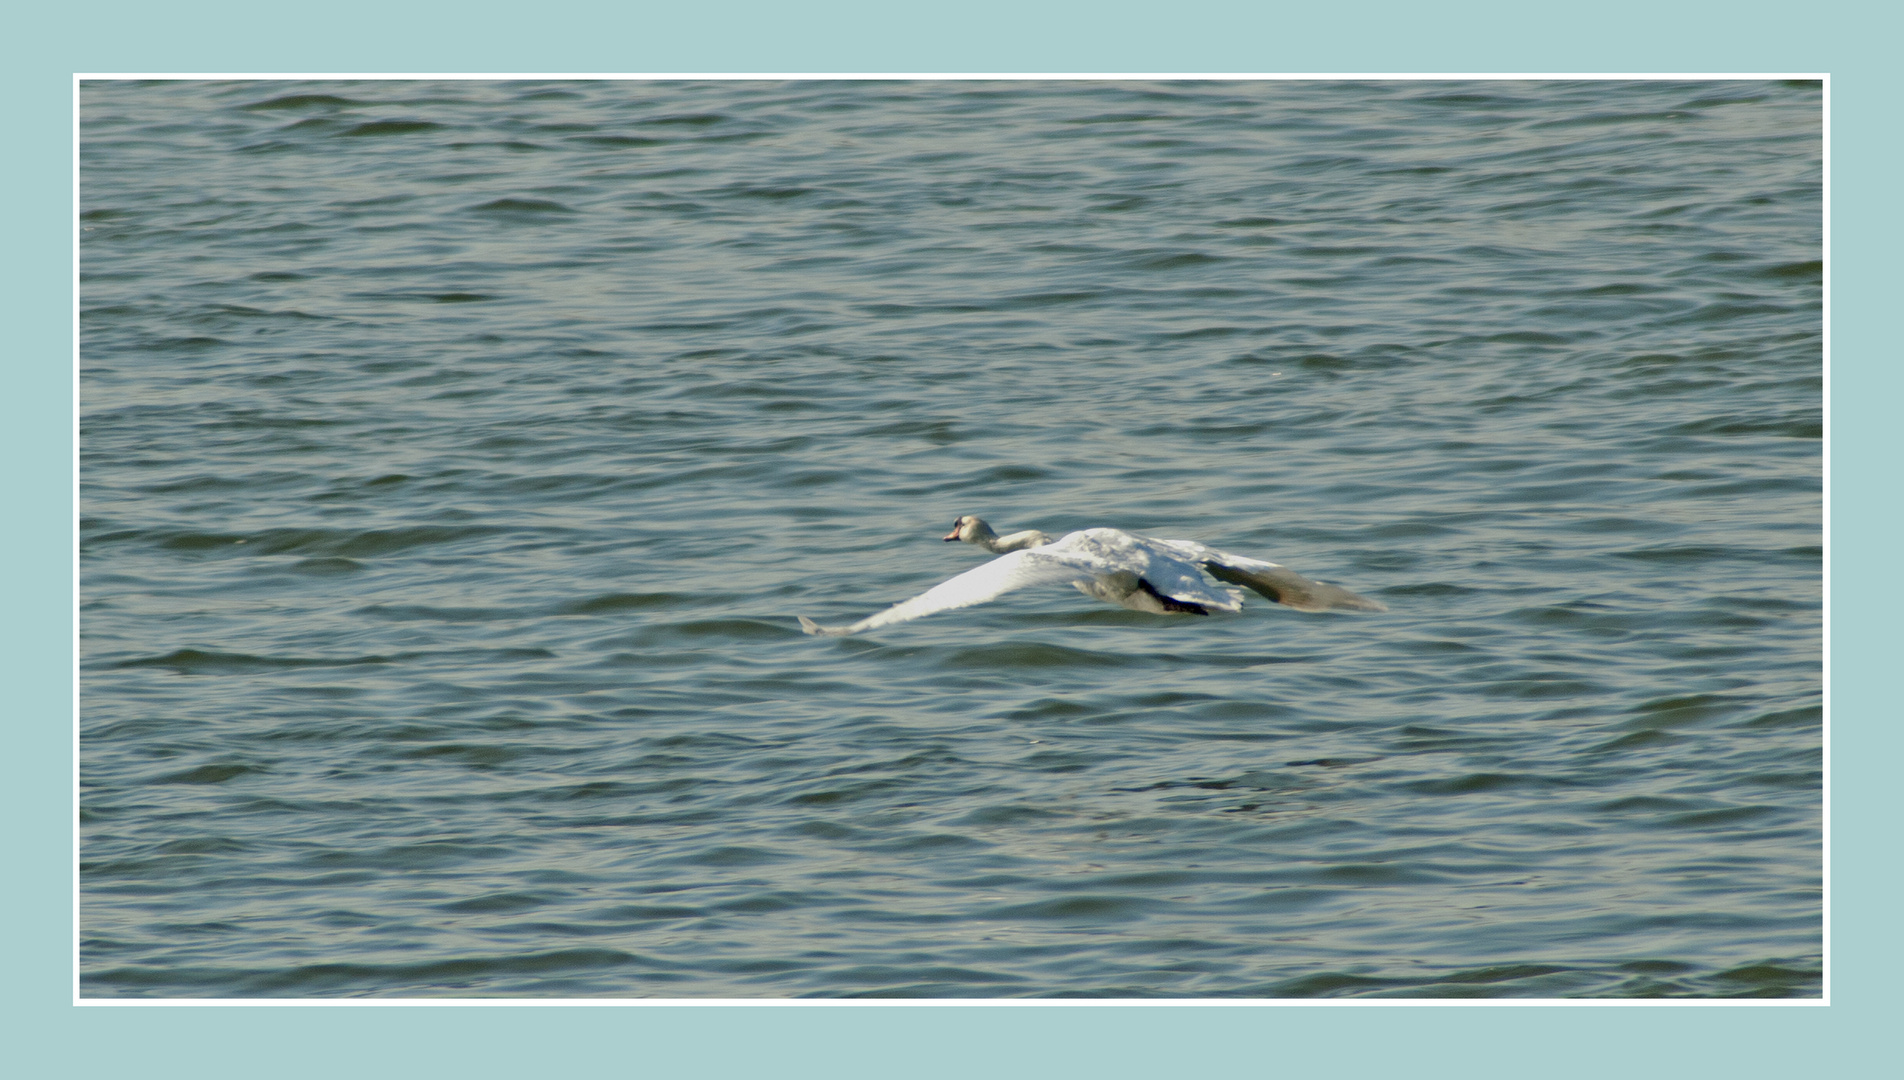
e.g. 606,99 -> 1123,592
80,80 -> 1821,997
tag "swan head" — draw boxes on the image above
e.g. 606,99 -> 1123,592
942,515 -> 996,544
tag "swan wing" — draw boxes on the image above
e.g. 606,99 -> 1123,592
1153,539 -> 1387,613
799,549 -> 1096,636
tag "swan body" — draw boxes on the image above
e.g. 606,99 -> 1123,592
799,516 -> 1385,637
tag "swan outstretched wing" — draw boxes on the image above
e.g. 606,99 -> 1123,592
1154,539 -> 1387,613
799,549 -> 1095,636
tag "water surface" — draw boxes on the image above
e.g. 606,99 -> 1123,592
80,80 -> 1822,998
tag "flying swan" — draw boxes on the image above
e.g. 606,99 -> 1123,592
798,515 -> 1385,636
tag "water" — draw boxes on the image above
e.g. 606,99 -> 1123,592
79,80 -> 1823,998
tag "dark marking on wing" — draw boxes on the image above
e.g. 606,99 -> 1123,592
1137,577 -> 1209,615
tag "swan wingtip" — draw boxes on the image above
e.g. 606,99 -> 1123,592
799,615 -> 852,637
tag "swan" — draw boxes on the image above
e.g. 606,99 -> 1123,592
798,515 -> 1385,636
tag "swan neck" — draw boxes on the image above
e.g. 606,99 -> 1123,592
984,530 -> 1051,553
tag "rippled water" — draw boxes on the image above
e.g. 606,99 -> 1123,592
79,79 -> 1823,998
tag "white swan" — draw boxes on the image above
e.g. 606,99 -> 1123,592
798,515 -> 1385,637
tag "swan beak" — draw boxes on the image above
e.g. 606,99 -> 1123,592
942,530 -> 961,542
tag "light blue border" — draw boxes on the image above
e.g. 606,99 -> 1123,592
16,2 -> 1887,1076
